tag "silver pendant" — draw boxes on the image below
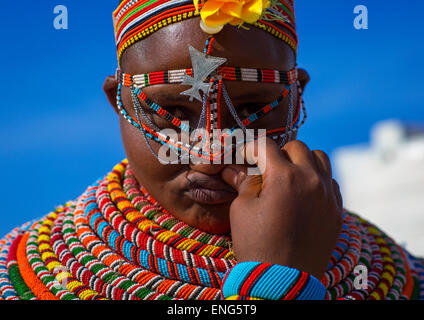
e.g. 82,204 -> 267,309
180,45 -> 227,102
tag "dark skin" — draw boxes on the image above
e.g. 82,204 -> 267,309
104,17 -> 343,279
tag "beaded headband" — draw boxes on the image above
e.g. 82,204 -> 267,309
113,0 -> 298,66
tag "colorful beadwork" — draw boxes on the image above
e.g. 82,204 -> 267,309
120,72 -> 295,131
114,0 -> 302,163
0,159 -> 423,300
115,34 -> 304,163
221,262 -> 327,300
116,79 -> 305,162
113,0 -> 298,66
116,67 -> 297,89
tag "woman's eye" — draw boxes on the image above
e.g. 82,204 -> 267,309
239,104 -> 260,117
163,106 -> 189,120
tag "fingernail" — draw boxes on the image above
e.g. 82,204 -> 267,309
221,166 -> 238,184
235,171 -> 246,186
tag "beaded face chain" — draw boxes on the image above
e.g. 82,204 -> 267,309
116,36 -> 307,163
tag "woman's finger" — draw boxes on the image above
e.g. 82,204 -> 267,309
282,140 -> 316,170
312,150 -> 332,179
221,165 -> 262,198
222,137 -> 292,197
242,137 -> 291,177
332,179 -> 343,211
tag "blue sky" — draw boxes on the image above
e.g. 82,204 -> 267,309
1,0 -> 423,236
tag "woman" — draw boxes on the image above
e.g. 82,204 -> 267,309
0,0 -> 422,300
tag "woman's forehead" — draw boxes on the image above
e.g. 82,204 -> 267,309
121,18 -> 295,75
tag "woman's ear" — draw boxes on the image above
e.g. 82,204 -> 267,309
297,68 -> 310,93
103,75 -> 120,115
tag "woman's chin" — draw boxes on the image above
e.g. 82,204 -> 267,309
176,204 -> 232,235
195,222 -> 231,235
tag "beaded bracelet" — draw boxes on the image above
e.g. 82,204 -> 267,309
221,261 -> 327,300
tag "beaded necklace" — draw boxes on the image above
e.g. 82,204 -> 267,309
0,159 -> 423,300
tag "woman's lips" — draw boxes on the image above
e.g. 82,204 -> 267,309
184,172 -> 237,205
186,188 -> 237,205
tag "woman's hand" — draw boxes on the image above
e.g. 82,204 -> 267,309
221,138 -> 343,280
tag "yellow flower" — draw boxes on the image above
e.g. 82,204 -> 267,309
196,0 -> 270,29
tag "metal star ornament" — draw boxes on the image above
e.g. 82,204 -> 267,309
180,45 -> 227,102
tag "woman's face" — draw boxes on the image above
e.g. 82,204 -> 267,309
107,17 -> 303,235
